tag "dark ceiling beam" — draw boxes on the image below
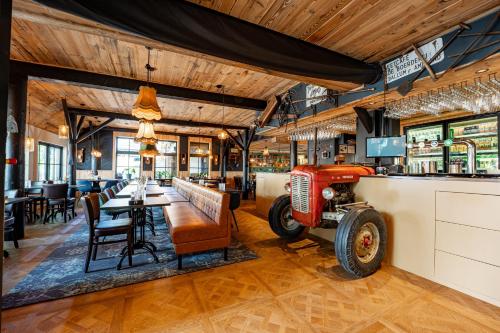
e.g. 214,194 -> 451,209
102,126 -> 217,139
10,60 -> 267,111
68,107 -> 249,130
76,118 -> 113,144
224,129 -> 244,150
76,115 -> 85,138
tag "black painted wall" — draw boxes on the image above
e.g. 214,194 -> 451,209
178,136 -> 188,172
355,109 -> 400,165
76,131 -> 113,170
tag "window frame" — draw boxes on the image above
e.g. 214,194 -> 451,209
154,140 -> 178,179
37,142 -> 63,181
115,137 -> 141,178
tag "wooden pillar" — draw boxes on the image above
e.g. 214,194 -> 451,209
290,140 -> 298,169
5,75 -> 27,191
63,100 -> 77,185
0,0 -> 13,318
242,129 -> 250,199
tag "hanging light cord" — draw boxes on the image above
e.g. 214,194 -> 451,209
145,46 -> 155,86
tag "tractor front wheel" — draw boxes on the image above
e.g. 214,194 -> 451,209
268,195 -> 305,240
335,207 -> 387,278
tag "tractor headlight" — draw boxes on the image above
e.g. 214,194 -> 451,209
322,187 -> 335,200
284,182 -> 291,193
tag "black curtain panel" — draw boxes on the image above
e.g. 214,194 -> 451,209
35,0 -> 381,85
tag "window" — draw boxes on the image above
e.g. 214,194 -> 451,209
115,137 -> 141,178
155,140 -> 177,179
37,142 -> 63,181
189,142 -> 210,177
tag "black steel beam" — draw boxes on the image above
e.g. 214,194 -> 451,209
77,118 -> 114,144
68,107 -> 249,130
224,129 -> 244,150
10,60 -> 266,111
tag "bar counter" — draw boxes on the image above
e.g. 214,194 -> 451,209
355,175 -> 500,306
255,171 -> 500,306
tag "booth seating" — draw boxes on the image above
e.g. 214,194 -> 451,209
163,178 -> 230,269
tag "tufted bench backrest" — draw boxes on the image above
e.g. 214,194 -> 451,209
171,178 -> 229,225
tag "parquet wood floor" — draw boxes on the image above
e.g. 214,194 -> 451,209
2,202 -> 500,333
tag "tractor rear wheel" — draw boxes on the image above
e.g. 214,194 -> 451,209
268,195 -> 305,240
335,207 -> 387,278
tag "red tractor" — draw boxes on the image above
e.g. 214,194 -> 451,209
268,164 -> 387,277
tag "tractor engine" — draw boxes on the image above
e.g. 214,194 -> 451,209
289,164 -> 374,228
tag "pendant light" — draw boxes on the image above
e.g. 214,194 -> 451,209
216,84 -> 228,140
139,143 -> 159,158
132,46 -> 162,121
90,122 -> 102,158
135,120 -> 158,144
25,98 -> 34,152
263,146 -> 270,156
195,106 -> 204,154
58,124 -> 69,139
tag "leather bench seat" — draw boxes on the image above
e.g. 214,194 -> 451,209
166,202 -> 227,243
163,178 -> 230,268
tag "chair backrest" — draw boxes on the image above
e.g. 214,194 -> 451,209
103,180 -> 119,190
4,189 -> 19,215
42,184 -> 69,199
81,194 -> 100,235
98,192 -> 109,206
76,180 -> 93,193
233,176 -> 242,189
110,185 -> 119,195
104,188 -> 115,199
5,189 -> 19,199
116,183 -> 124,191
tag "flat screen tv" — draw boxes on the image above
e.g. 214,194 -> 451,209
366,136 -> 407,158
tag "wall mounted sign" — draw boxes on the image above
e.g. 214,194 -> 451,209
385,38 -> 444,84
306,85 -> 327,107
339,144 -> 348,154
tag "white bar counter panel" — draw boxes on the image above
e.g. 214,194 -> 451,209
354,176 -> 500,306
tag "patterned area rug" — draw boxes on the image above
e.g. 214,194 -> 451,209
2,209 -> 257,309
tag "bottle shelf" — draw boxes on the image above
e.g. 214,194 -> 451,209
453,132 -> 497,139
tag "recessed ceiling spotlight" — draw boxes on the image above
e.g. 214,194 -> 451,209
475,68 -> 488,74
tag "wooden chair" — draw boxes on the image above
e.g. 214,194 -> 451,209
81,194 -> 133,272
98,192 -> 131,220
3,216 -> 18,258
43,184 -> 70,223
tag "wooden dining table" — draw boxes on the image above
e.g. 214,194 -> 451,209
115,184 -> 168,198
101,196 -> 170,266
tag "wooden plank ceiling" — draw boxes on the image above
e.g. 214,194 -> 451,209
27,80 -> 256,135
12,0 -> 500,135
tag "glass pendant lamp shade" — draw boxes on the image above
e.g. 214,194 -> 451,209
217,130 -> 228,140
91,149 -> 102,158
58,124 -> 69,139
25,137 -> 35,152
135,120 -> 158,144
132,86 -> 162,121
139,143 -> 159,158
263,146 -> 270,156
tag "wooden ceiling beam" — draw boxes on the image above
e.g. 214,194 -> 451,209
102,126 -> 217,139
76,118 -> 114,144
10,60 -> 266,111
11,1 -> 357,91
68,107 -> 249,130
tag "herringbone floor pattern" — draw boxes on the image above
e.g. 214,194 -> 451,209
2,201 -> 500,332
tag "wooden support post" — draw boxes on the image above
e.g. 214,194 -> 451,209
63,99 -> 77,185
0,0 -> 13,311
242,129 -> 250,200
290,140 -> 298,169
5,75 -> 27,192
